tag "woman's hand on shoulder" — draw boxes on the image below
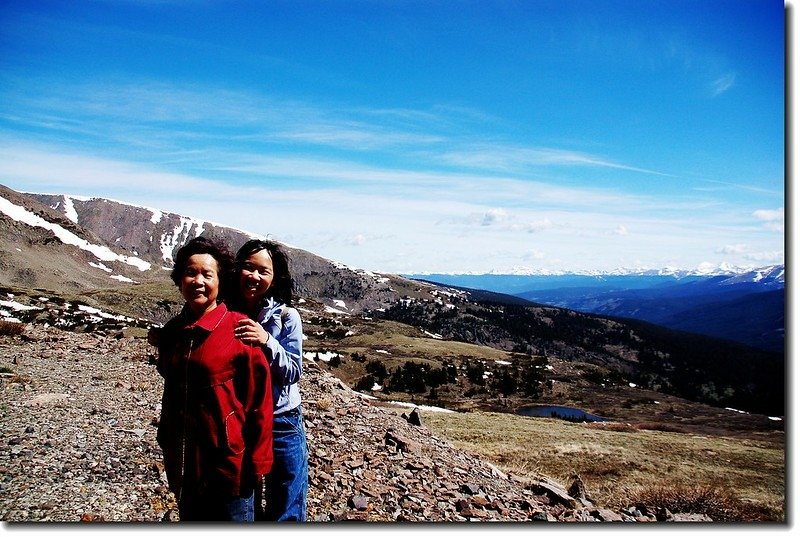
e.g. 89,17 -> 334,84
234,318 -> 269,346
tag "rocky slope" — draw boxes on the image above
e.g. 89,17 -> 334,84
26,190 -> 423,313
0,320 -> 714,523
2,184 -> 430,315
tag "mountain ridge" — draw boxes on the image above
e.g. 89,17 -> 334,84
3,186 -> 428,318
407,263 -> 783,278
410,268 -> 784,352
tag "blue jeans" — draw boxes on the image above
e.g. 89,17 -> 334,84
260,407 -> 308,521
178,489 -> 255,522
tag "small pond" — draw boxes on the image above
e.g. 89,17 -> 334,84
516,405 -> 609,423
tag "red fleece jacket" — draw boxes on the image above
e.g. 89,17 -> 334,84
156,303 -> 273,498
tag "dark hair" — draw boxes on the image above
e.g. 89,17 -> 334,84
170,236 -> 236,301
234,239 -> 294,306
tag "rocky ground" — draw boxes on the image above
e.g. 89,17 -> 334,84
0,325 -> 707,524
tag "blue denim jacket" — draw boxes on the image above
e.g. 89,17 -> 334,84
256,298 -> 303,415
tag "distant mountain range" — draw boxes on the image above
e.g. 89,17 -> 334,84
411,262 -> 773,278
407,268 -> 785,353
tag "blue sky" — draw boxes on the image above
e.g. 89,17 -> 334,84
0,0 -> 786,274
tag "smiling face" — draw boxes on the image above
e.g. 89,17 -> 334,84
180,253 -> 221,318
238,249 -> 274,310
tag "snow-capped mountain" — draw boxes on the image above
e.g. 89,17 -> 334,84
409,263 -> 784,353
0,184 -> 432,320
718,265 -> 784,286
415,261 -> 775,279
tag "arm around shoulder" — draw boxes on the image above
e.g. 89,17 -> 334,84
263,306 -> 303,384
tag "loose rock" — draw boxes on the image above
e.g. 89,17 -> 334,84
0,326 -> 678,523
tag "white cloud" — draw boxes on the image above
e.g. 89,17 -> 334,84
481,208 -> 508,226
510,218 -> 556,233
698,179 -> 781,197
0,79 -> 471,156
350,234 -> 367,246
0,142 -> 228,199
614,225 -> 629,236
348,231 -> 398,245
744,251 -> 784,263
523,249 -> 546,260
752,208 -> 784,233
753,208 -> 784,221
716,244 -> 747,254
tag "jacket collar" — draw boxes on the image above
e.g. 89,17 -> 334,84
182,302 -> 229,332
256,297 -> 281,323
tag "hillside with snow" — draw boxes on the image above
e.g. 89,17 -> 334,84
0,185 -> 430,318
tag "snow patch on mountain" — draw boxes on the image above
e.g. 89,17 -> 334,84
694,261 -> 739,276
324,307 -> 349,315
158,216 -> 206,262
63,196 -> 79,223
110,274 -> 137,283
720,265 -> 784,286
0,194 -> 151,271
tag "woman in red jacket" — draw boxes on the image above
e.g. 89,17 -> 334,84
155,237 -> 273,521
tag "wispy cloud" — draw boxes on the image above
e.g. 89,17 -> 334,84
710,72 -> 736,96
0,143 -> 222,197
438,144 -> 672,177
696,179 -> 781,197
2,78 -> 501,158
350,234 -> 367,246
1,78 -> 680,183
0,58 -> 782,274
273,123 -> 444,150
664,34 -> 738,98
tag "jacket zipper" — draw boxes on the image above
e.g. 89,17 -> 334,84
175,310 -> 226,503
177,334 -> 194,505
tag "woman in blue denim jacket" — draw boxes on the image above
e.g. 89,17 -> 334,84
230,239 -> 308,522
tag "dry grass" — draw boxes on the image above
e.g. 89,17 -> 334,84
307,316 -> 514,390
623,481 -> 780,522
335,319 -> 511,363
422,409 -> 785,522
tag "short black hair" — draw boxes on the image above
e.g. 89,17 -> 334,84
234,239 -> 294,306
170,236 -> 235,300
